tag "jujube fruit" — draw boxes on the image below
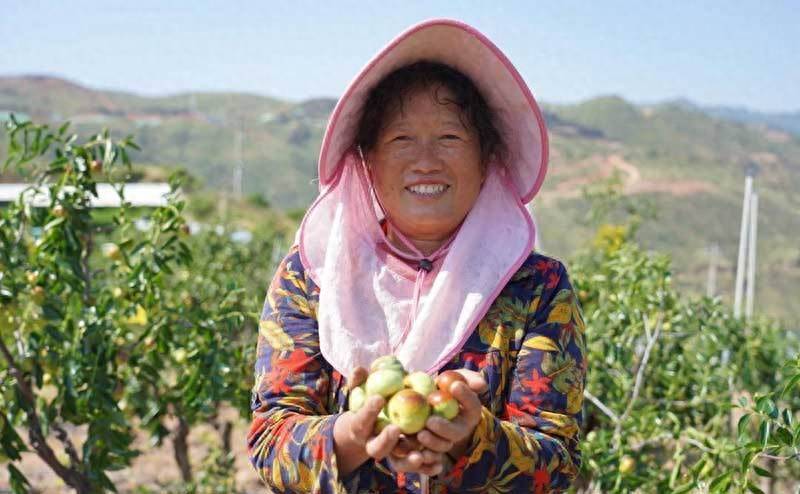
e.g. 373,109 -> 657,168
619,455 -> 636,474
349,355 -> 463,435
348,384 -> 366,412
373,407 -> 391,435
403,371 -> 436,397
428,390 -> 459,420
387,389 -> 430,434
365,368 -> 405,398
370,355 -> 405,373
436,370 -> 467,394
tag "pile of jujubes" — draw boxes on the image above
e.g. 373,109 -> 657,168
348,356 -> 466,445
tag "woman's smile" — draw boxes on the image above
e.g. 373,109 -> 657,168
405,183 -> 450,197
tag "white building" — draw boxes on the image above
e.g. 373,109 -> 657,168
0,183 -> 175,208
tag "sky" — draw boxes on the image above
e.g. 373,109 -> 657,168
2,1 -> 798,112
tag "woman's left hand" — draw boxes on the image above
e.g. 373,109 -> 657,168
389,369 -> 488,475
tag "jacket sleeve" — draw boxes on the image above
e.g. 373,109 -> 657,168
441,261 -> 587,493
246,249 -> 351,494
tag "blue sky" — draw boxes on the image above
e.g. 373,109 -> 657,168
3,1 -> 798,112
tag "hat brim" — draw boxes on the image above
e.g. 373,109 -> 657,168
317,18 -> 548,204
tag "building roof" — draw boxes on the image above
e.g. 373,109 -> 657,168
0,183 -> 175,207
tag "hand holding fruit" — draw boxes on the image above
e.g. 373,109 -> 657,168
343,356 -> 488,476
419,369 -> 487,462
333,366 -> 404,478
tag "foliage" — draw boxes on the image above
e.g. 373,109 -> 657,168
732,353 -> 800,493
1,116 -> 151,493
569,185 -> 800,493
0,117 -> 288,493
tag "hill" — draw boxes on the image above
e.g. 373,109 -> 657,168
1,76 -> 798,325
662,98 -> 800,137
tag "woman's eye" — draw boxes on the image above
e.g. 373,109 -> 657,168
392,135 -> 411,142
441,134 -> 461,140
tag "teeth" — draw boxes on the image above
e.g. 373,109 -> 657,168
407,184 -> 447,195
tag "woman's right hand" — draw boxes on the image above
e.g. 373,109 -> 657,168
333,367 -> 403,477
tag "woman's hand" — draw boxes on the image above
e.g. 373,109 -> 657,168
387,438 -> 446,476
333,367 -> 403,477
418,369 -> 487,461
389,369 -> 488,475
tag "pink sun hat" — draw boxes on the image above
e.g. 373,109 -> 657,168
317,18 -> 549,204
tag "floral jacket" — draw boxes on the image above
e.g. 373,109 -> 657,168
247,246 -> 587,493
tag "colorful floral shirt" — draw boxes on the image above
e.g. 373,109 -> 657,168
248,246 -> 587,493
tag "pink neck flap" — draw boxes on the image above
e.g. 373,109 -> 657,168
298,151 -> 535,377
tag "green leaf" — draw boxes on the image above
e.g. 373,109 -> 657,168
781,374 -> 800,399
1,419 -> 26,460
759,421 -> 770,448
672,483 -> 695,494
738,414 -> 751,441
773,426 -> 794,446
669,457 -> 682,486
755,396 -> 778,419
752,465 -> 773,478
43,216 -> 66,231
747,481 -> 766,494
709,471 -> 732,493
741,449 -> 756,473
782,408 -> 793,427
8,463 -> 31,494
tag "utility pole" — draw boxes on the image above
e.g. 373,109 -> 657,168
745,192 -> 759,320
706,242 -> 719,298
734,163 -> 758,319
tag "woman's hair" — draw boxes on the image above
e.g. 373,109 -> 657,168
355,61 -> 506,167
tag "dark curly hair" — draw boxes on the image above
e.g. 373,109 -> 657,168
354,61 -> 506,168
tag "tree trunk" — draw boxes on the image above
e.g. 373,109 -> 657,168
0,339 -> 95,494
220,420 -> 233,452
172,416 -> 193,483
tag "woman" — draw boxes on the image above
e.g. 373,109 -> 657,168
248,19 -> 586,493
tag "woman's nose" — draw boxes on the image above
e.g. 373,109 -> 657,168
410,142 -> 444,173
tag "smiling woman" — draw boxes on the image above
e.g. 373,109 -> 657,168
248,19 -> 587,494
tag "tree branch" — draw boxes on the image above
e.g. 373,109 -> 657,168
614,313 -> 663,449
683,437 -> 714,454
628,432 -> 673,451
80,230 -> 93,303
52,424 -> 82,468
12,206 -> 28,250
759,452 -> 800,462
0,337 -> 92,492
583,389 -> 619,422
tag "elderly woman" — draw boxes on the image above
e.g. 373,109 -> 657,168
248,19 -> 586,493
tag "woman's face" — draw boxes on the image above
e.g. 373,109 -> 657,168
367,85 -> 485,244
